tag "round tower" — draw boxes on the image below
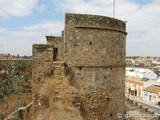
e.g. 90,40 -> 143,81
64,13 -> 127,120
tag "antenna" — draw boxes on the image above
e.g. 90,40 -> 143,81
113,0 -> 115,18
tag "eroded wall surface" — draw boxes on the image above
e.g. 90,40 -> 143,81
64,13 -> 126,120
32,13 -> 127,120
32,44 -> 54,119
46,36 -> 64,61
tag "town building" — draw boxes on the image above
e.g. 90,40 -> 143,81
126,67 -> 157,79
0,53 -> 12,59
143,85 -> 160,107
125,76 -> 143,102
126,68 -> 160,108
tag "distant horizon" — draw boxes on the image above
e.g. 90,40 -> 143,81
0,52 -> 160,58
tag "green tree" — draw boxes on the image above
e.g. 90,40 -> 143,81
0,63 -> 31,104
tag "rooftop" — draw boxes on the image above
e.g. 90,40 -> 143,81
143,85 -> 160,94
125,76 -> 143,85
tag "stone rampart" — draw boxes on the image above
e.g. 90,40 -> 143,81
32,13 -> 127,120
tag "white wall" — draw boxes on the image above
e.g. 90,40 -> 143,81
126,67 -> 157,79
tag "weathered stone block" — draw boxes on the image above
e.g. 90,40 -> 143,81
32,13 -> 127,120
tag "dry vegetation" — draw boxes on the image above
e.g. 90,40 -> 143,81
42,76 -> 83,120
47,76 -> 72,111
0,61 -> 32,119
0,93 -> 32,119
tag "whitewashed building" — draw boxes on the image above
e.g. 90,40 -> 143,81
143,85 -> 160,108
126,67 -> 157,80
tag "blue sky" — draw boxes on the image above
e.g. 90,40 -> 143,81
0,0 -> 160,56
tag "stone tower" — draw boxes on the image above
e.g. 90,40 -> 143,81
32,13 -> 127,120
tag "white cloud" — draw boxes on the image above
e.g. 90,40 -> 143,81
0,0 -> 52,18
0,0 -> 38,17
0,9 -> 7,18
0,28 -> 44,55
23,21 -> 64,35
54,0 -> 139,17
54,0 -> 112,16
0,20 -> 63,55
37,4 -> 47,12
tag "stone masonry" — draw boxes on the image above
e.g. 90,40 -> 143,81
32,13 -> 127,120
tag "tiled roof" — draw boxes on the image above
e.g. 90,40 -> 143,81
125,76 -> 143,85
143,85 -> 160,94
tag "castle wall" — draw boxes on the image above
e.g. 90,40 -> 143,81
65,13 -> 126,67
32,13 -> 127,120
64,13 -> 127,120
46,36 -> 64,61
70,66 -> 125,119
32,44 -> 54,119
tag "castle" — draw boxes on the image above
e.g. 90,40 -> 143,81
32,13 -> 127,120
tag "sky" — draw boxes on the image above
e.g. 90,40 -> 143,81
0,0 -> 160,56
